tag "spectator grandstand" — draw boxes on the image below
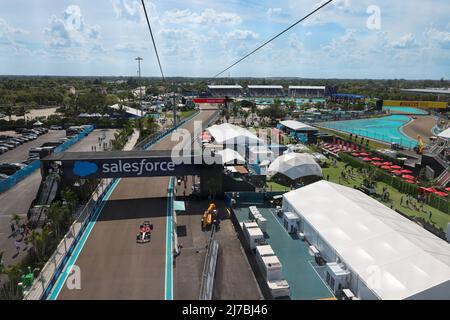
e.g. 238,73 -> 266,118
208,85 -> 243,97
247,85 -> 284,97
288,86 -> 326,98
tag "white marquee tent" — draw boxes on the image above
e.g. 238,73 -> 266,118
279,120 -> 318,132
438,127 -> 450,140
206,123 -> 261,146
217,148 -> 245,165
248,146 -> 275,164
267,153 -> 322,180
282,180 -> 450,300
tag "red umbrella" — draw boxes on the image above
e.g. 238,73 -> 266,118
445,187 -> 450,192
371,162 -> 382,166
401,169 -> 412,174
391,165 -> 401,170
352,153 -> 360,157
404,179 -> 415,184
360,152 -> 368,156
362,157 -> 372,161
392,170 -> 402,175
371,157 -> 382,161
381,165 -> 391,170
382,162 -> 392,166
435,191 -> 448,197
402,175 -> 414,180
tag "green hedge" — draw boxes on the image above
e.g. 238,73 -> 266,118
340,153 -> 450,214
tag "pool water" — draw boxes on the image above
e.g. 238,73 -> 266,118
321,115 -> 418,149
383,106 -> 428,115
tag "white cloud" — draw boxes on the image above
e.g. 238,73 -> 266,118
288,33 -> 304,51
111,0 -> 142,22
45,5 -> 100,48
390,33 -> 418,49
267,8 -> 282,20
425,27 -> 450,47
0,18 -> 29,52
163,8 -> 242,26
225,29 -> 259,41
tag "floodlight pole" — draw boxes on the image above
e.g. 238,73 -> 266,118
135,57 -> 144,133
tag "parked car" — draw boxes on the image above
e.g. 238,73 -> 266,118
9,138 -> 24,145
5,140 -> 20,147
19,135 -> 32,142
0,163 -> 25,176
50,125 -> 63,130
0,143 -> 15,150
41,141 -> 63,148
23,134 -> 38,140
0,147 -> 8,154
0,173 -> 10,180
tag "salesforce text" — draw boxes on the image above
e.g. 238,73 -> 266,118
102,160 -> 176,176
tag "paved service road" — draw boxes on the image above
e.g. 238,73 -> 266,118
0,129 -> 116,267
58,110 -> 217,299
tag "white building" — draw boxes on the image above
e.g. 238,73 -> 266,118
282,180 -> 450,300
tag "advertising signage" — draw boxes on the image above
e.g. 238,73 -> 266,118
59,154 -> 221,180
192,98 -> 226,104
383,100 -> 448,109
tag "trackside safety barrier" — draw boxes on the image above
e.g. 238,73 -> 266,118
142,110 -> 200,150
199,226 -> 219,300
23,177 -> 118,300
0,125 -> 95,194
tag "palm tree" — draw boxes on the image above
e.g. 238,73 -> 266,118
27,229 -> 50,263
0,263 -> 22,300
11,214 -> 21,228
61,188 -> 78,214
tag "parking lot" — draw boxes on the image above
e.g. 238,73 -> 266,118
0,130 -> 66,164
0,129 -> 117,267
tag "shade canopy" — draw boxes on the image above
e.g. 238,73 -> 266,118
268,153 -> 322,180
438,127 -> 450,139
207,123 -> 261,145
217,148 -> 246,165
279,120 -> 318,132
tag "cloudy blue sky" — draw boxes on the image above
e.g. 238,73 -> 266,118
0,0 -> 449,79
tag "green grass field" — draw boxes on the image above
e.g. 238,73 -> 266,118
322,160 -> 450,231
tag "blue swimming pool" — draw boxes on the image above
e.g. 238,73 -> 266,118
383,106 -> 428,115
320,115 -> 418,148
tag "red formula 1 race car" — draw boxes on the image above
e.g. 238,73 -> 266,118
136,221 -> 153,243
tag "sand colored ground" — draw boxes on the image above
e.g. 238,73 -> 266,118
0,107 -> 59,121
402,115 -> 437,144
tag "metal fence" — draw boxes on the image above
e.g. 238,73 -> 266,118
0,125 -> 95,193
199,226 -> 219,300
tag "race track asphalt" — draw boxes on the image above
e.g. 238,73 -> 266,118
57,109 -> 217,299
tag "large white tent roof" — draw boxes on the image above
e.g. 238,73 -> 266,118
438,127 -> 450,139
283,180 -> 450,300
268,153 -> 322,180
217,148 -> 245,165
280,120 -> 318,132
206,123 -> 261,145
109,104 -> 142,117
